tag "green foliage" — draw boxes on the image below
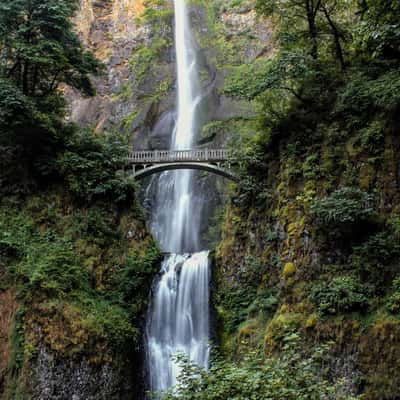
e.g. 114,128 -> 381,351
255,0 -> 350,67
217,257 -> 271,332
386,277 -> 400,314
246,289 -> 278,319
18,238 -> 87,298
0,0 -> 101,97
310,187 -> 374,225
51,129 -> 138,204
352,231 -> 400,266
230,144 -> 272,209
351,230 -> 400,289
75,296 -> 138,348
217,1 -> 400,398
356,0 -> 400,61
0,0 -> 100,165
160,346 -> 358,400
219,286 -> 257,333
336,70 -> 400,130
0,195 -> 161,352
140,0 -> 172,24
0,79 -> 34,132
310,276 -> 372,316
224,52 -> 312,101
114,246 -> 163,311
6,306 -> 27,399
129,37 -> 171,88
0,208 -> 87,299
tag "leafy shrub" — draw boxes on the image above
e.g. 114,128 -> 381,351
53,129 -> 137,204
219,286 -> 257,333
78,297 -> 139,348
115,245 -> 162,306
0,197 -> 160,352
0,79 -> 35,135
68,207 -> 120,246
336,71 -> 400,129
311,187 -> 374,225
352,231 -> 400,265
246,289 -> 278,319
358,118 -> 386,154
310,276 -> 372,316
218,256 -> 269,331
386,278 -> 400,314
17,238 -> 88,298
351,231 -> 400,288
160,346 -> 358,400
0,209 -> 88,298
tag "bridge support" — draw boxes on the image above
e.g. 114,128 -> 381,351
132,162 -> 239,182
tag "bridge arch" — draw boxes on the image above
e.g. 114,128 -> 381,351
132,162 -> 239,182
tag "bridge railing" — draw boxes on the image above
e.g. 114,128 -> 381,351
127,149 -> 232,164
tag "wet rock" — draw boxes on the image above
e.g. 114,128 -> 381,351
32,347 -> 116,400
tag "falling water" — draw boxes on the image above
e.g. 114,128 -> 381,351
145,0 -> 210,395
146,253 -> 210,392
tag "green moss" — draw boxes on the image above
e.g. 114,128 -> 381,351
139,0 -> 173,25
264,311 -> 303,350
122,111 -> 139,128
359,317 -> 400,399
282,262 -> 296,278
310,276 -> 372,316
129,37 -> 172,88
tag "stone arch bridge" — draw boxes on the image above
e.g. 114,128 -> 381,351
127,149 -> 239,182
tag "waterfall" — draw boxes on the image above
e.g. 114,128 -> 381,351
146,253 -> 210,392
145,0 -> 210,395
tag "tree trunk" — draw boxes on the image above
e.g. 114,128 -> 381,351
306,0 -> 320,58
308,13 -> 319,58
323,6 -> 346,69
22,61 -> 30,95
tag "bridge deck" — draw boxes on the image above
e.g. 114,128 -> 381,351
128,149 -> 231,164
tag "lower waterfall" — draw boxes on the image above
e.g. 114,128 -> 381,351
146,252 -> 210,392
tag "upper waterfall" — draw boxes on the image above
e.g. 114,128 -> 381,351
148,0 -> 202,253
173,0 -> 200,151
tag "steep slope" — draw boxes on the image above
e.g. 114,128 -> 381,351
0,186 -> 161,399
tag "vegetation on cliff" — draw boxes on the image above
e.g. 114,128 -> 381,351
162,344 -> 359,400
202,0 -> 400,399
0,1 -> 161,398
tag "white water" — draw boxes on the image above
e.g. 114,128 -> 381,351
146,253 -> 210,392
145,0 -> 210,395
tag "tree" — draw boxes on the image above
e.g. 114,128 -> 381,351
356,0 -> 400,61
255,0 -> 351,68
255,0 -> 323,58
320,0 -> 348,69
0,0 -> 101,97
0,0 -> 101,158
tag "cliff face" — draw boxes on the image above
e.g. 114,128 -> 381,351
68,0 -> 150,132
212,51 -> 400,400
68,0 -> 274,148
0,189 -> 161,400
0,290 -> 18,395
214,136 -> 400,399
